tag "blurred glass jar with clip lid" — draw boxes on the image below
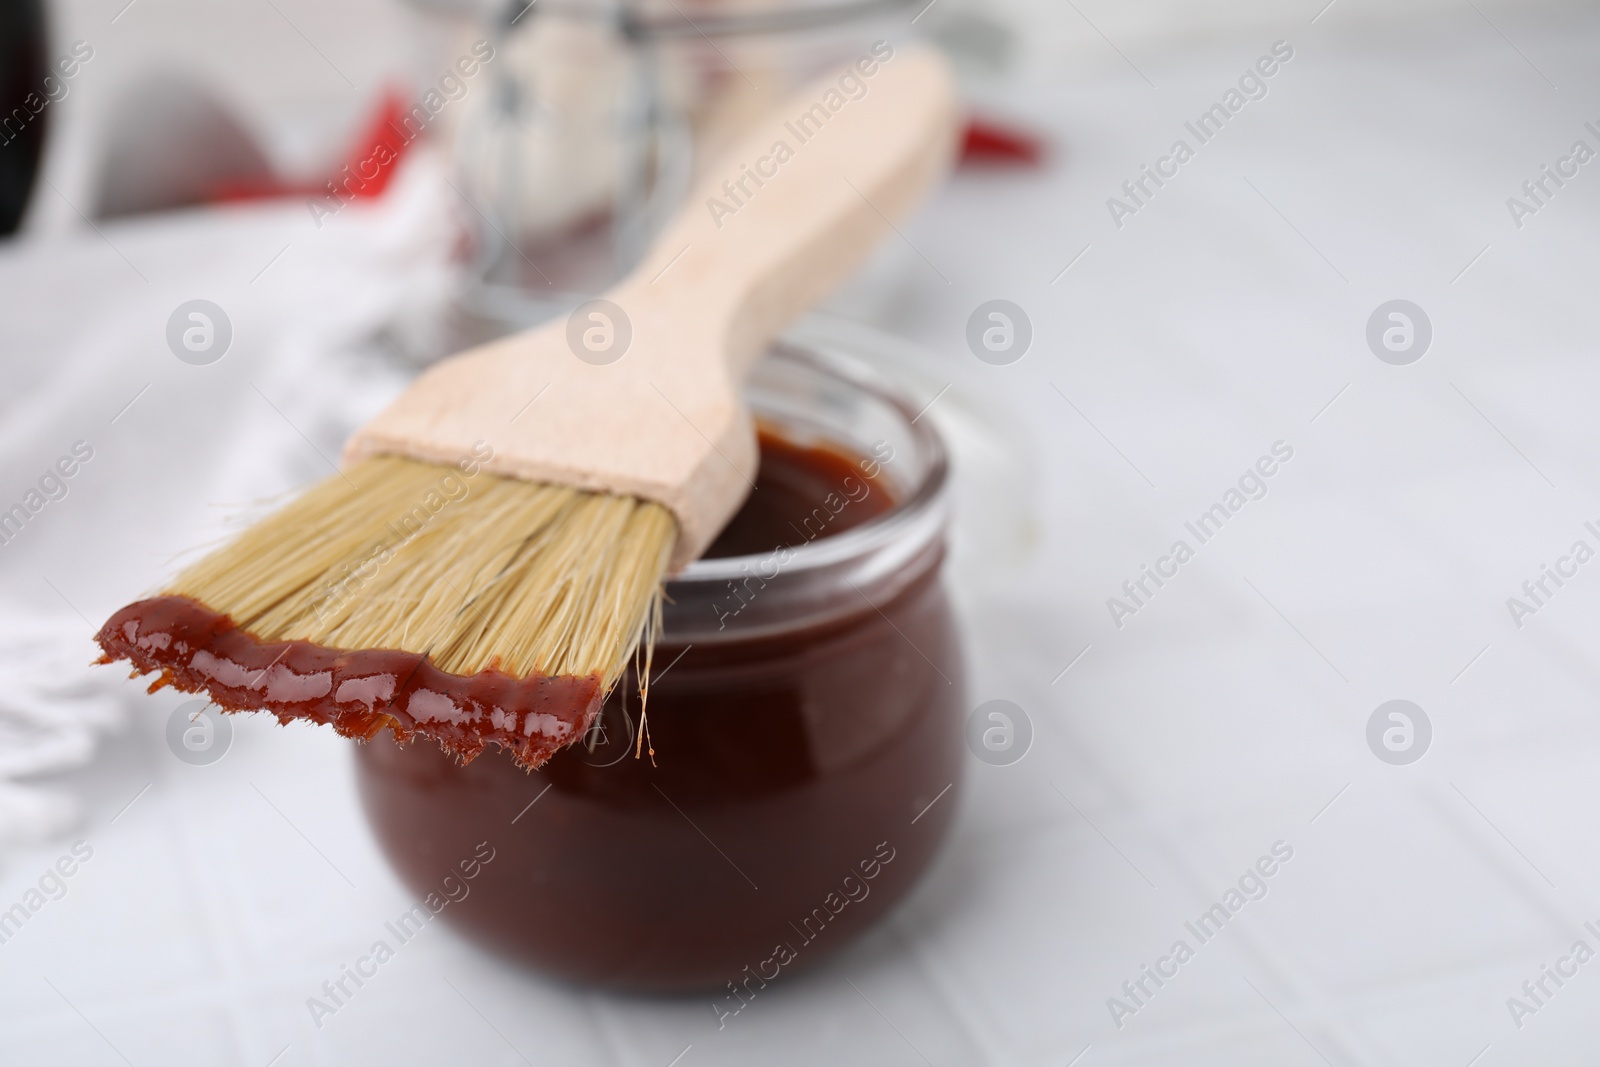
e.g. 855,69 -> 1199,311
403,0 -> 924,345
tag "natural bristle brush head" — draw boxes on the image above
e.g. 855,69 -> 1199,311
96,453 -> 677,769
166,455 -> 675,684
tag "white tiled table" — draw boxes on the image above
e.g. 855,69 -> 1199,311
3,10 -> 1600,1065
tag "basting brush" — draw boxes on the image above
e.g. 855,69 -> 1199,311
96,45 -> 959,770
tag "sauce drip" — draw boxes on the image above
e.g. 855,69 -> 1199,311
93,431 -> 892,771
94,596 -> 601,769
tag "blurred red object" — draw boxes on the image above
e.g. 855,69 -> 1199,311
959,117 -> 1044,167
210,90 -> 413,204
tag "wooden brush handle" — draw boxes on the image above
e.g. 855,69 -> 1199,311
616,43 -> 959,378
346,44 -> 959,569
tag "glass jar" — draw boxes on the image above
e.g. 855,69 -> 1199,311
353,325 -> 965,992
438,0 -> 922,343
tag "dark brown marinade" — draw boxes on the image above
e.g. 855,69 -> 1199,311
705,429 -> 894,557
94,595 -> 601,769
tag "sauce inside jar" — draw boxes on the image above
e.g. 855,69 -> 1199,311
355,427 -> 965,992
702,430 -> 895,557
